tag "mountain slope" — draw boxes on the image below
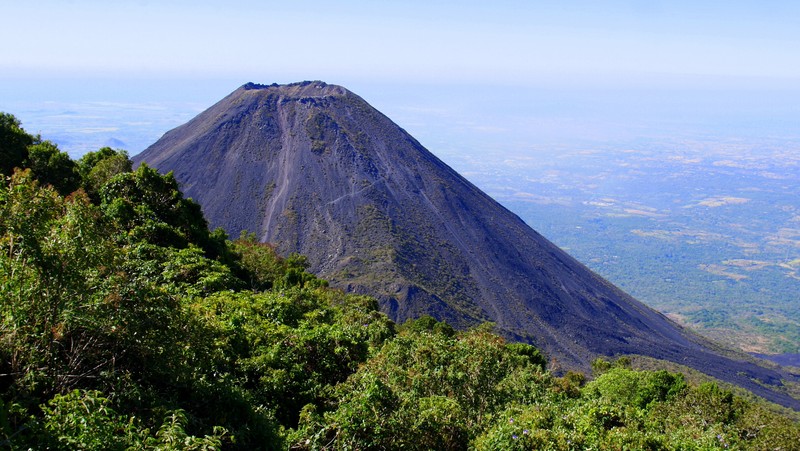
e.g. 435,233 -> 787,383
134,81 -> 799,409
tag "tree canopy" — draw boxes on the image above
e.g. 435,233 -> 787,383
1,113 -> 798,449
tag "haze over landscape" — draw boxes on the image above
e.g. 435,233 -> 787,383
5,0 -> 799,156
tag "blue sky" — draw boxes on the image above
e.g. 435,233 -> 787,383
2,1 -> 799,158
3,0 -> 800,87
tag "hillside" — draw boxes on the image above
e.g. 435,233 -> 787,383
134,81 -> 799,409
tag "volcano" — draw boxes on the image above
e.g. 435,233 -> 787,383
134,81 -> 798,409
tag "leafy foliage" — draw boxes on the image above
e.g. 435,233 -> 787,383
100,164 -> 211,249
35,389 -> 227,450
0,113 -> 34,177
232,233 -> 326,291
24,140 -> 80,196
1,113 -> 79,196
291,322 -> 551,450
77,146 -> 133,199
192,288 -> 393,429
1,170 -> 114,396
1,114 -> 799,449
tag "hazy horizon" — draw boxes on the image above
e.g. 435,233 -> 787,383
2,77 -> 798,160
3,0 -> 798,157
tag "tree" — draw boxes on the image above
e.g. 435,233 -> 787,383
292,325 -> 550,450
77,147 -> 132,199
99,164 -> 220,254
1,113 -> 81,195
0,170 -> 117,399
0,112 -> 33,177
24,140 -> 80,195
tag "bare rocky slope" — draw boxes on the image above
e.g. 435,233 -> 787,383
134,81 -> 799,409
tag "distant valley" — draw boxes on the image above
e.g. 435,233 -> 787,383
450,137 -> 800,354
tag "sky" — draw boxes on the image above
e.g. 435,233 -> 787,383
3,0 -> 800,87
1,1 -> 799,158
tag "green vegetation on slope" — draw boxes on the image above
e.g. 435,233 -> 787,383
1,113 -> 799,449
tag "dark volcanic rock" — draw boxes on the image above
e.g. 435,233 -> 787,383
134,81 -> 799,409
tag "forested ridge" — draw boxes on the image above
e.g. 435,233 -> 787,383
2,112 -> 799,449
